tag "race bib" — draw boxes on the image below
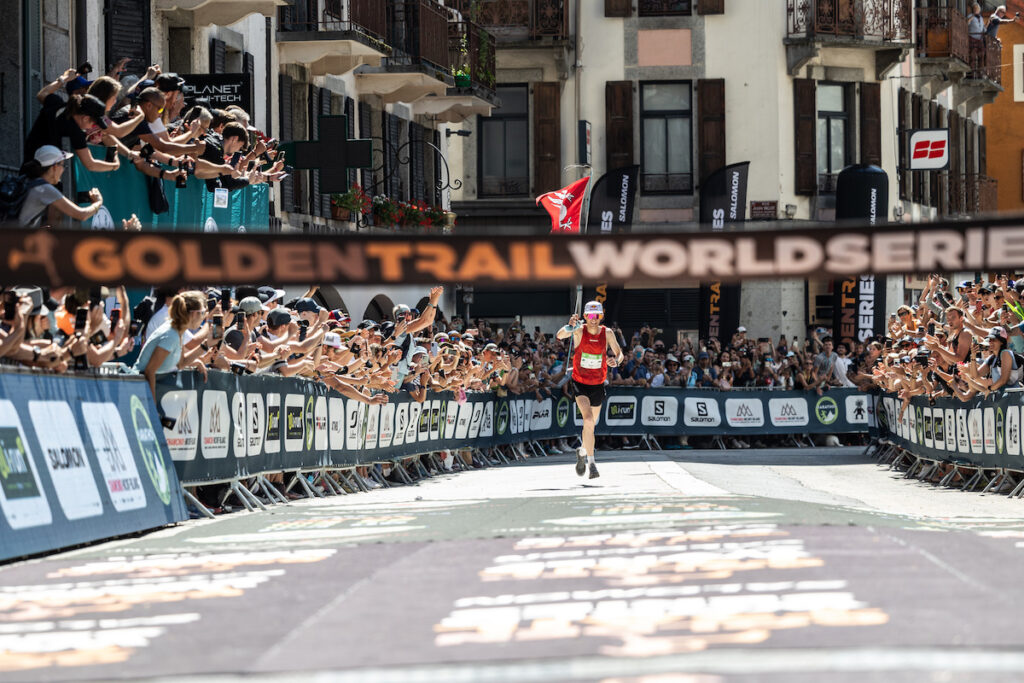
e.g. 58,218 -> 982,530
580,352 -> 603,369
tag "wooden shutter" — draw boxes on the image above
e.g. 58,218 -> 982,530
309,86 -> 321,216
929,99 -> 939,208
320,87 -> 332,216
410,122 -> 427,203
912,94 -> 923,204
359,102 -> 373,193
279,74 -> 295,213
698,0 -> 725,14
345,97 -> 356,189
209,38 -> 226,74
605,0 -> 631,17
793,78 -> 816,196
534,82 -> 561,193
898,88 -> 909,200
605,81 -> 634,171
384,112 -> 403,200
105,0 -> 151,75
979,124 -> 987,176
859,82 -> 881,167
697,78 -> 726,185
433,129 -> 442,205
949,110 -> 961,214
937,105 -> 948,215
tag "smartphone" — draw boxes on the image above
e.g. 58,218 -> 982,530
230,151 -> 243,167
212,315 -> 223,339
109,307 -> 121,329
2,292 -> 16,321
221,289 -> 232,311
75,190 -> 93,204
207,295 -> 217,312
246,160 -> 256,173
74,307 -> 88,333
105,146 -> 117,162
928,322 -> 935,335
298,319 -> 309,342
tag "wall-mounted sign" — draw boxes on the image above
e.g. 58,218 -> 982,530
750,201 -> 778,221
578,120 -> 592,167
180,73 -> 253,119
907,128 -> 950,171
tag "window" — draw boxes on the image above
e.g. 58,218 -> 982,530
641,82 -> 692,194
817,83 -> 849,193
638,0 -> 691,16
479,85 -> 529,197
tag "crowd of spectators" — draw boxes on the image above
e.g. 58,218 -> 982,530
6,59 -> 284,228
870,274 -> 1024,418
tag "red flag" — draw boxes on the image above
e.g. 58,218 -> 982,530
536,176 -> 590,234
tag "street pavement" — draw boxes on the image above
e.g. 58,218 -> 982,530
4,446 -> 1024,682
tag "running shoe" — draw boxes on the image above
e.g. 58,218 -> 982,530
589,462 -> 600,479
576,448 -> 587,476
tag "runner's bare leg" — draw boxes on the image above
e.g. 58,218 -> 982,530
576,395 -> 596,459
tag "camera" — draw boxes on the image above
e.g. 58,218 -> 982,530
105,146 -> 118,163
2,291 -> 17,321
140,143 -> 155,161
109,307 -> 121,329
160,415 -> 177,430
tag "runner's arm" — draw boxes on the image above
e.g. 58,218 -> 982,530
605,328 -> 624,366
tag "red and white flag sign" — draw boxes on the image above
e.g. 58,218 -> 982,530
537,176 -> 590,234
908,129 -> 950,171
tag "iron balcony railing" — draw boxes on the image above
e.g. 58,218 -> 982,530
967,34 -> 1002,87
786,0 -> 912,42
387,0 -> 450,73
915,6 -> 969,64
944,173 -> 998,216
449,19 -> 497,90
449,0 -> 569,41
278,0 -> 388,41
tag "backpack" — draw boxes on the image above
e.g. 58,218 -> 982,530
0,175 -> 47,222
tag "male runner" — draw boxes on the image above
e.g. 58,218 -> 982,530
556,300 -> 624,479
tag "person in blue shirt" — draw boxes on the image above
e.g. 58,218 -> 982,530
134,291 -> 209,398
689,351 -> 718,388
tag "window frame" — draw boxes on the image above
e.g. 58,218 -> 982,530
639,80 -> 694,195
477,83 -> 530,199
637,0 -> 692,17
816,81 -> 852,194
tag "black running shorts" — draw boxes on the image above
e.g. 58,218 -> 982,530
571,379 -> 606,406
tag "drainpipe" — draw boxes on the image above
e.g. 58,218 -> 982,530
574,0 -> 582,177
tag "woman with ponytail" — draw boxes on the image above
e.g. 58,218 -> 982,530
133,291 -> 209,398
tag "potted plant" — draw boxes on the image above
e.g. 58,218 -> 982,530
331,184 -> 372,221
453,33 -> 472,87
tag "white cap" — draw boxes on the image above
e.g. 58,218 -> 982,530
583,301 -> 603,316
34,145 -> 74,167
737,326 -> 747,333
411,345 -> 429,357
323,332 -> 343,348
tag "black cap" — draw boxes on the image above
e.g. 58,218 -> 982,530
294,298 -> 323,314
155,73 -> 186,92
78,94 -> 108,129
266,309 -> 292,328
358,319 -> 378,330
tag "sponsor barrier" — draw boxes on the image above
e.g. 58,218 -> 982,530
585,387 -> 872,436
157,371 -> 574,484
873,390 -> 1024,470
0,371 -> 187,562
158,373 -> 873,484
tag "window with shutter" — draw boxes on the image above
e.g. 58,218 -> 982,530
319,87 -> 332,216
479,85 -> 529,197
979,124 -> 986,176
345,97 -> 356,189
949,111 -> 961,213
606,81 -> 634,171
105,0 -> 151,75
859,82 -> 881,167
698,0 -> 725,14
816,83 -> 849,194
793,78 -> 816,195
210,39 -> 226,74
533,82 -> 562,194
359,102 -> 374,193
410,122 -> 427,203
697,79 -> 725,185
383,112 -> 403,200
605,0 -> 631,17
433,129 -> 442,205
912,94 -> 923,204
928,99 -> 938,208
641,82 -> 693,193
279,74 -> 295,213
310,86 -> 321,217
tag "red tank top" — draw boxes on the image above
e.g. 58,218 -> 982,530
572,325 -> 608,384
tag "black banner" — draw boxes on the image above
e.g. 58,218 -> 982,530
698,162 -> 749,342
833,165 -> 889,346
585,166 -> 639,321
181,73 -> 254,117
3,218 -> 1024,288
874,390 -> 1024,470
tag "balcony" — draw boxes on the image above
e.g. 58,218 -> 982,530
357,0 -> 454,104
449,0 -> 569,43
945,173 -> 998,216
156,0 -> 287,27
277,0 -> 390,77
785,0 -> 912,76
411,19 -> 500,122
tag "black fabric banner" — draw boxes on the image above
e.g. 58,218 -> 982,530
698,162 -> 749,342
3,218 -> 1023,288
585,166 -> 639,320
833,165 -> 889,347
873,390 -> 1024,470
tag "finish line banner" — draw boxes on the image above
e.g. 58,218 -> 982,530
586,387 -> 872,436
0,372 -> 187,563
873,390 -> 1024,470
3,217 -> 1024,288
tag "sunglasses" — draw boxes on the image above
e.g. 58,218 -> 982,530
585,313 -> 600,319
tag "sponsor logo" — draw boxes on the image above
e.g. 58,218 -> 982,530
769,398 -> 808,427
846,396 -> 869,424
0,426 -> 40,500
379,403 -> 395,448
915,407 -> 925,444
29,401 -> 102,520
329,398 -> 346,450
956,410 -> 969,452
285,407 -> 303,440
642,396 -> 678,427
130,395 -> 172,506
968,408 -> 982,454
945,408 -> 956,452
908,129 -> 950,170
933,413 -> 945,451
530,399 -> 553,431
201,391 -> 229,460
815,396 -> 838,425
556,397 -> 570,428
983,407 -> 996,455
684,397 -> 721,427
305,396 -> 315,451
160,390 -> 199,461
246,393 -> 265,457
606,397 -> 638,426
82,402 -> 146,512
996,407 -> 1005,455
726,399 -> 764,428
497,402 -> 510,436
1007,406 -> 1021,457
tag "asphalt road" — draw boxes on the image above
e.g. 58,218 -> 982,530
4,447 -> 1024,682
